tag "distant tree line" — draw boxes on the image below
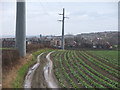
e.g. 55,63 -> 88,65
64,32 -> 119,50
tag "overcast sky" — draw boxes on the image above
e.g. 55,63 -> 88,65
0,0 -> 118,36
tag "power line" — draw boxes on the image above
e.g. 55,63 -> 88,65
39,2 -> 50,16
57,0 -> 63,9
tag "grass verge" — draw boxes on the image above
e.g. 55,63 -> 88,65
0,48 -> 14,50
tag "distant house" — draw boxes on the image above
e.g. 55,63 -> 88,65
2,38 -> 15,48
50,39 -> 61,47
2,38 -> 29,48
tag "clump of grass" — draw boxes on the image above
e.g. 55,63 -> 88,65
12,48 -> 53,88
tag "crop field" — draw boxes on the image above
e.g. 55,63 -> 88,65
51,50 -> 119,88
87,50 -> 119,66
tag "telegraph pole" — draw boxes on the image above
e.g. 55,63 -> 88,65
62,8 -> 65,50
58,8 -> 68,50
16,0 -> 26,57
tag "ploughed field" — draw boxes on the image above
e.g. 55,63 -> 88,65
51,50 -> 119,88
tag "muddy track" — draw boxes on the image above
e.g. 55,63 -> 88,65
31,53 -> 48,88
24,53 -> 44,88
24,51 -> 59,88
44,51 -> 59,88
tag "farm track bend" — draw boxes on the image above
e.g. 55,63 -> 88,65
24,51 -> 59,88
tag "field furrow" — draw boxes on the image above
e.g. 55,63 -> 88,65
51,50 -> 119,88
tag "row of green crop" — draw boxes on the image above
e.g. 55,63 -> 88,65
52,51 -> 66,88
80,51 -> 119,78
68,51 -> 107,88
52,51 -> 78,88
67,52 -> 105,88
64,51 -> 93,88
52,50 -> 119,88
83,51 -> 119,72
87,51 -> 118,66
86,51 -> 119,68
68,51 -> 117,88
54,51 -> 108,88
59,51 -> 78,88
73,51 -> 118,88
